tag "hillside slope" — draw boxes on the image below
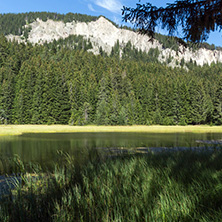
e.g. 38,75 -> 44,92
6,16 -> 222,67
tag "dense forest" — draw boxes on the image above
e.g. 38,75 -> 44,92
0,33 -> 222,126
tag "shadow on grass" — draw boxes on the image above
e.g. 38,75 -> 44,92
1,148 -> 222,221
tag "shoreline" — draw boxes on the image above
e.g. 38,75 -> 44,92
0,125 -> 222,136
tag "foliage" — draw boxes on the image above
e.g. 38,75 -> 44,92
0,35 -> 222,125
1,11 -> 220,52
0,12 -> 98,36
2,150 -> 222,221
122,0 -> 222,42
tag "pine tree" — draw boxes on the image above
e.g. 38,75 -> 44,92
189,80 -> 212,124
0,35 -> 9,67
123,0 -> 222,43
96,73 -> 111,125
0,66 -> 15,123
213,78 -> 222,125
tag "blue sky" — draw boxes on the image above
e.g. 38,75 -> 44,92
0,0 -> 221,46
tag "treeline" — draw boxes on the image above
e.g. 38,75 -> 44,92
44,35 -> 93,51
0,35 -> 222,125
0,12 -> 98,36
108,40 -> 160,64
155,33 -> 222,51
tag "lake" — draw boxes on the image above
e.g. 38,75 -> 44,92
0,132 -> 221,173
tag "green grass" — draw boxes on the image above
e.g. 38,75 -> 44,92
1,149 -> 222,221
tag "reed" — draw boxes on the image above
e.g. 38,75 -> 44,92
1,149 -> 222,221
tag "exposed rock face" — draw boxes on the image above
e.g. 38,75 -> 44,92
7,16 -> 222,66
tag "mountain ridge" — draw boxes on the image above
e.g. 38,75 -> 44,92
6,15 -> 222,67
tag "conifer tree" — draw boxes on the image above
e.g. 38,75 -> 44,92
96,73 -> 111,125
123,0 -> 222,42
213,78 -> 222,124
189,80 -> 212,124
0,66 -> 15,123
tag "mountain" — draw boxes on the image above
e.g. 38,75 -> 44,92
5,15 -> 222,67
1,12 -> 222,126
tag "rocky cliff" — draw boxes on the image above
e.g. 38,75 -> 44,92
7,16 -> 222,67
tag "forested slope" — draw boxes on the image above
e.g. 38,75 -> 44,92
0,34 -> 222,125
1,12 -> 220,52
0,12 -> 98,36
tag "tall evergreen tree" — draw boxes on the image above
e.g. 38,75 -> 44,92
96,73 -> 111,125
213,78 -> 222,124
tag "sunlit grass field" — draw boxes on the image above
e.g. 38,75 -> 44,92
1,125 -> 222,136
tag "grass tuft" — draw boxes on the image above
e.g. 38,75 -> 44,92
1,149 -> 222,221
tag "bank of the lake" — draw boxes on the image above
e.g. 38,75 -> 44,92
1,150 -> 222,221
0,125 -> 222,221
1,125 -> 222,136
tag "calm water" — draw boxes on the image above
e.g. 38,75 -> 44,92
0,132 -> 221,171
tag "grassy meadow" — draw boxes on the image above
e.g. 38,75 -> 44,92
1,124 -> 222,136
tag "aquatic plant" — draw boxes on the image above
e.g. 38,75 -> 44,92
1,149 -> 222,221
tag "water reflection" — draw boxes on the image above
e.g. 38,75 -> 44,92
0,132 -> 221,170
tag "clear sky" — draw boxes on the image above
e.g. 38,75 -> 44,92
0,0 -> 221,46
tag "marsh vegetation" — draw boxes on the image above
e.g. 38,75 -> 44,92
1,147 -> 222,221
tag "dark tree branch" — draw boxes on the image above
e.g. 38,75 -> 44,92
122,0 -> 222,42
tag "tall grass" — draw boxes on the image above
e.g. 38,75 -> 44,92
1,149 -> 222,221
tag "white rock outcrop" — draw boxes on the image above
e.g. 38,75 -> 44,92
7,16 -> 222,66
